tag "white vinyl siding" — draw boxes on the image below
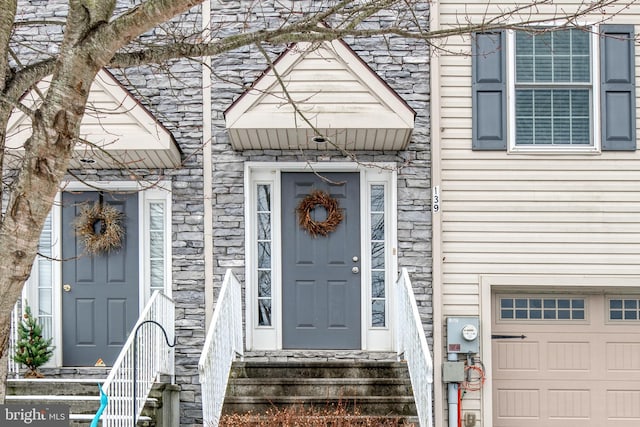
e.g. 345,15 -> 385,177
436,2 -> 640,426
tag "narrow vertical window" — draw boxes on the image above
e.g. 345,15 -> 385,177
149,202 -> 166,295
370,185 -> 386,327
257,184 -> 272,326
37,214 -> 53,340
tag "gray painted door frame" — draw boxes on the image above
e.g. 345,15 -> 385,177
246,163 -> 398,352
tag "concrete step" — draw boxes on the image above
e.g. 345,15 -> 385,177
226,377 -> 413,397
69,413 -> 153,427
222,360 -> 418,422
7,379 -> 104,397
222,395 -> 417,416
6,378 -> 172,426
5,394 -> 159,416
230,361 -> 412,379
220,414 -> 419,426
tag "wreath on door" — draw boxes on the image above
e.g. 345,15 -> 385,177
297,190 -> 344,237
75,202 -> 124,254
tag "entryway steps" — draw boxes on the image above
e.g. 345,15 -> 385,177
222,361 -> 418,421
6,379 -> 161,426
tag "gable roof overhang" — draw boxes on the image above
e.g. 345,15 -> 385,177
225,39 -> 416,151
6,69 -> 181,169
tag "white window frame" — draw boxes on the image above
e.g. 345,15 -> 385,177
244,162 -> 398,351
507,26 -> 601,154
23,180 -> 172,367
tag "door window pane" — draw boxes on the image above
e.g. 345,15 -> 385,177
148,202 -> 166,294
370,185 -> 386,328
36,214 -> 53,340
256,185 -> 272,327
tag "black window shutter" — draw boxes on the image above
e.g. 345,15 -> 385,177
472,31 -> 507,151
601,24 -> 636,151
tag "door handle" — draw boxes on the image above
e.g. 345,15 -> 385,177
63,284 -> 72,292
352,267 -> 359,274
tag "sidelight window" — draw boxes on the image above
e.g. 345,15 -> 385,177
370,184 -> 386,327
256,184 -> 272,327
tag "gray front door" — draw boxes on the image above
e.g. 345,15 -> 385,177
62,192 -> 139,366
282,172 -> 361,349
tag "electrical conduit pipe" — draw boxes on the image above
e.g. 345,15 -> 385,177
448,352 -> 459,427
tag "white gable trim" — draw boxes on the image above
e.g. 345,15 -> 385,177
226,40 -> 415,151
7,70 -> 181,169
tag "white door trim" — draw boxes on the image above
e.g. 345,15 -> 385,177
24,181 -> 172,367
245,162 -> 398,351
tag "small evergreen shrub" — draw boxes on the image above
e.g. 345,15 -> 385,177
13,304 -> 54,378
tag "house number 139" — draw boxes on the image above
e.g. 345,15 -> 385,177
432,185 -> 440,214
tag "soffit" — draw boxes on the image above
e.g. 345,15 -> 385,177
225,40 -> 416,151
6,69 -> 181,169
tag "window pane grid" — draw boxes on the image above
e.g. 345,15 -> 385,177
370,185 -> 386,328
500,297 -> 585,320
609,298 -> 640,321
257,184 -> 272,327
149,202 -> 165,293
514,28 -> 592,147
37,214 -> 53,341
516,89 -> 590,145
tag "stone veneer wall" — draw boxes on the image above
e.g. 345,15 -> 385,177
12,2 -> 206,425
208,2 -> 432,423
12,2 -> 431,426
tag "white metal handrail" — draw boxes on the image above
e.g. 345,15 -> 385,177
199,269 -> 244,427
7,301 -> 20,378
396,268 -> 434,427
101,291 -> 175,427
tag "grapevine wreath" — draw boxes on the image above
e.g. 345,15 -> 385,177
75,202 -> 124,254
297,190 -> 344,237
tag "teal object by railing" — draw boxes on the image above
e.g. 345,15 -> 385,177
90,384 -> 108,427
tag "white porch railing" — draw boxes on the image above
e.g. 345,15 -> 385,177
396,268 -> 434,427
7,301 -> 20,378
101,291 -> 175,427
199,269 -> 244,427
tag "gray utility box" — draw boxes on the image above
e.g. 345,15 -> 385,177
447,317 -> 480,354
442,361 -> 465,383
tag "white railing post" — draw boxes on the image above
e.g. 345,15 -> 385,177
99,291 -> 175,427
199,269 -> 244,427
395,268 -> 434,427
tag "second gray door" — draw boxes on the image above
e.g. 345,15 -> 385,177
281,172 -> 361,349
62,191 -> 139,366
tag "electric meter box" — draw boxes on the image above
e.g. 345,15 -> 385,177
447,317 -> 480,354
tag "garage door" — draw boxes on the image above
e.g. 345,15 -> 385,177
492,292 -> 640,426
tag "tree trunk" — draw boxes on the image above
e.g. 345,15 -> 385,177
0,313 -> 10,404
0,0 -> 207,404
